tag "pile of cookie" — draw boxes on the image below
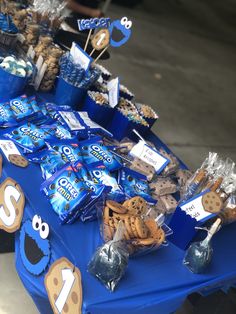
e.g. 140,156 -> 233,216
102,197 -> 166,255
117,98 -> 149,128
136,103 -> 158,121
87,91 -> 109,107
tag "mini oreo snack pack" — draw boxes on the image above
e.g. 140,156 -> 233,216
41,163 -> 91,223
87,162 -> 125,203
46,138 -> 82,164
119,167 -> 156,204
0,101 -> 17,127
79,136 -> 122,172
67,161 -> 110,223
3,122 -> 53,153
9,95 -> 36,121
28,149 -> 66,180
57,110 -> 113,138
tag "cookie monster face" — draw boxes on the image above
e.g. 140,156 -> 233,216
20,215 -> 50,276
109,17 -> 132,48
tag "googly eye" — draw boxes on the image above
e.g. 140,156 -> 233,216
32,215 -> 42,231
40,222 -> 49,239
121,17 -> 128,25
125,20 -> 132,29
93,170 -> 102,178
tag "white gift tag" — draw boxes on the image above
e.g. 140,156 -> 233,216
0,140 -> 21,161
107,77 -> 120,108
130,141 -> 170,174
180,191 -> 214,222
70,42 -> 92,71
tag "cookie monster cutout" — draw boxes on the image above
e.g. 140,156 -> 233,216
20,215 -> 50,276
109,17 -> 132,48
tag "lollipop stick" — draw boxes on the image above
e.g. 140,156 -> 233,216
84,29 -> 92,51
89,48 -> 96,57
132,129 -> 147,143
93,45 -> 109,64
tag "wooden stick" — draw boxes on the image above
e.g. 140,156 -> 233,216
89,48 -> 95,57
93,45 -> 109,64
84,29 -> 92,51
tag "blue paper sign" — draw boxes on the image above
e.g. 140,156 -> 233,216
109,17 -> 132,48
78,18 -> 110,31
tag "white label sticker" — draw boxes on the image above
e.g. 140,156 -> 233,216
180,192 -> 213,222
79,112 -> 110,134
0,140 -> 21,161
130,141 -> 170,174
70,42 -> 92,71
59,111 -> 85,131
107,77 -> 119,108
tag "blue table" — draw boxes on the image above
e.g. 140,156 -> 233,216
1,130 -> 236,314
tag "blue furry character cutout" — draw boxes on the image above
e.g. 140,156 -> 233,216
109,17 -> 132,48
20,215 -> 50,276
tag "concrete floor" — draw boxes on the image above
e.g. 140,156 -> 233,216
1,2 -> 236,314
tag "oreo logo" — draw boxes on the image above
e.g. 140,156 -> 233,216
90,145 -> 112,163
61,146 -> 76,162
20,127 -> 44,139
58,178 -> 78,199
11,100 -> 26,113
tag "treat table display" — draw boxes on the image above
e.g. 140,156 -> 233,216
0,3 -> 236,314
0,128 -> 235,314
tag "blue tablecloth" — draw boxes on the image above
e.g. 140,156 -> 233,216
1,129 -> 236,314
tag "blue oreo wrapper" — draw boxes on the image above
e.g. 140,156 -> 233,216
79,137 -> 122,172
46,138 -> 82,164
41,163 -> 91,223
9,95 -> 36,121
118,167 -> 156,204
0,101 -> 17,127
66,162 -> 110,223
57,110 -> 113,138
42,123 -> 72,140
87,162 -> 125,203
3,122 -> 52,153
28,149 -> 66,180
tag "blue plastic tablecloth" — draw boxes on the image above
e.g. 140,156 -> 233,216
1,129 -> 236,314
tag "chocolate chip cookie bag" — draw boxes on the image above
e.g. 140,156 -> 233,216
219,194 -> 236,225
99,197 -> 172,257
88,220 -> 129,291
181,152 -> 219,202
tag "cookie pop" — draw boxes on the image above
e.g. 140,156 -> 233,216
183,218 -> 221,274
